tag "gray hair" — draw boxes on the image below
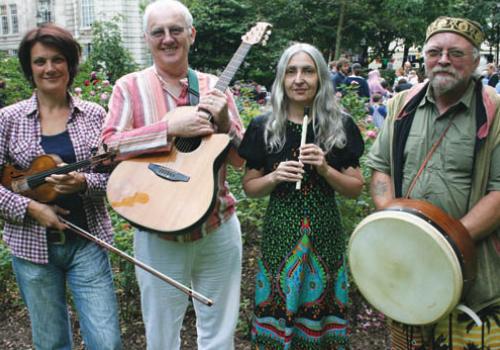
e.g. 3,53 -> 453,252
143,0 -> 193,33
265,43 -> 346,153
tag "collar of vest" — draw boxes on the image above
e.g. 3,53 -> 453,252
396,79 -> 495,140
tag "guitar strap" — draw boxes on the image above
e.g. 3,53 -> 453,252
187,68 -> 199,106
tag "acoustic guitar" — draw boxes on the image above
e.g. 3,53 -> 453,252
107,22 -> 272,234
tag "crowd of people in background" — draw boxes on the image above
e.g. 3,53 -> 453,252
326,55 -> 500,130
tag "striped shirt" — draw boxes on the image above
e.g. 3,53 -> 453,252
102,66 -> 243,242
0,94 -> 113,264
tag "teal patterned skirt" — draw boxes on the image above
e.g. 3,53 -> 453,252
252,186 -> 349,350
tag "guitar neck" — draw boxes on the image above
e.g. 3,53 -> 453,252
214,42 -> 252,92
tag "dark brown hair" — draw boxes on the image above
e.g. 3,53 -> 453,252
18,23 -> 81,88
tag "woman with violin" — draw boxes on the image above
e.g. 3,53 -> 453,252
0,24 -> 122,349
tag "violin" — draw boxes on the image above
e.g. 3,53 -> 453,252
1,151 -> 116,203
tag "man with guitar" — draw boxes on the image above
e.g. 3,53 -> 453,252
101,0 -> 244,349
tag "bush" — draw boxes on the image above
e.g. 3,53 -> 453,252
0,53 -> 33,106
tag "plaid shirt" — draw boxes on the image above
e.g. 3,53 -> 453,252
102,67 -> 243,242
0,94 -> 113,264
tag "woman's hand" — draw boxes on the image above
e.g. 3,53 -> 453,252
27,200 -> 68,230
271,160 -> 304,184
299,143 -> 328,176
45,167 -> 87,194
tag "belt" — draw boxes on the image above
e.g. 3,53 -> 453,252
46,230 -> 66,245
46,229 -> 80,245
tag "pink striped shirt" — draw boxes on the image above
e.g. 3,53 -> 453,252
102,67 -> 243,242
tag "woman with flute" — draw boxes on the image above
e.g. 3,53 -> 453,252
238,43 -> 364,349
0,24 -> 122,349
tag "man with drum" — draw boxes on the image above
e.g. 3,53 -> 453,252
366,16 -> 500,349
101,0 -> 244,349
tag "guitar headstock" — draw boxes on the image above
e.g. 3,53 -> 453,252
242,22 -> 272,46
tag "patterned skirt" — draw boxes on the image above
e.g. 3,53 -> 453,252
251,232 -> 349,349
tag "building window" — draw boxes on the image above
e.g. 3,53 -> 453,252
37,0 -> 52,24
10,4 -> 18,33
0,5 -> 9,35
81,0 -> 94,28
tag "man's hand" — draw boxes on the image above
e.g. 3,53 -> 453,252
167,110 -> 215,138
199,90 -> 231,133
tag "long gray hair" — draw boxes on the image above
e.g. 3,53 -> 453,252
265,43 -> 346,153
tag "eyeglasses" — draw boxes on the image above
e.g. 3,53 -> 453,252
148,26 -> 189,40
424,48 -> 472,60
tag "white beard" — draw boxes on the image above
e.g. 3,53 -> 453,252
427,67 -> 464,96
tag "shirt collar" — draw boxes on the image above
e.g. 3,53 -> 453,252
25,92 -> 84,119
420,78 -> 476,110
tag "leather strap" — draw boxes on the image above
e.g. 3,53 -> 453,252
405,116 -> 455,198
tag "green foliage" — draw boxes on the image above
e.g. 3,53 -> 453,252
228,97 -> 268,236
0,53 -> 33,106
72,62 -> 113,110
108,211 -> 142,323
86,17 -> 138,83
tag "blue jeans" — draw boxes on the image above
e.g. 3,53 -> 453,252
12,237 -> 122,350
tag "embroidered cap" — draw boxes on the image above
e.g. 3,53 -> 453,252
425,16 -> 485,48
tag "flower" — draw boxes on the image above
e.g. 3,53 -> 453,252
74,87 -> 82,95
89,90 -> 96,96
90,71 -> 97,80
84,79 -> 90,86
102,80 -> 110,87
365,115 -> 373,123
100,92 -> 109,101
366,130 -> 377,139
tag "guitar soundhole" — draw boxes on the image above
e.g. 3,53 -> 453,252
175,137 -> 202,153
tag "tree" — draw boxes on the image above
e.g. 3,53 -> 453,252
86,17 -> 138,83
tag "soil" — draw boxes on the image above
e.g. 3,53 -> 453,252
0,229 -> 389,349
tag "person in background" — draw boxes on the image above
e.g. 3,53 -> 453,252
0,23 -> 122,350
393,78 -> 412,93
367,16 -> 500,349
332,58 -> 350,94
486,62 -> 499,88
239,42 -> 364,349
367,69 -> 386,100
345,62 -> 370,99
101,1 -> 244,349
368,93 -> 387,128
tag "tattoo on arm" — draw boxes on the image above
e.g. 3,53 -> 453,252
373,180 -> 389,197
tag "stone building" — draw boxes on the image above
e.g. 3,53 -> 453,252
0,0 -> 150,65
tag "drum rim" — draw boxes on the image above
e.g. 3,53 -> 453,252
348,210 -> 463,325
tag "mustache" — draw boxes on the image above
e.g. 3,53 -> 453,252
430,67 -> 459,77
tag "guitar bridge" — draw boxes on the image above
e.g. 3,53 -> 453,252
148,164 -> 190,182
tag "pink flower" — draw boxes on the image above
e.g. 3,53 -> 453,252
74,87 -> 82,95
365,115 -> 373,123
100,92 -> 109,101
102,80 -> 110,87
89,90 -> 96,96
90,71 -> 97,80
366,130 -> 377,139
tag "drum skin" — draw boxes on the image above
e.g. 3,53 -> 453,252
348,199 -> 476,325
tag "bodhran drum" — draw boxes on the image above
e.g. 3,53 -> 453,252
348,199 -> 476,325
